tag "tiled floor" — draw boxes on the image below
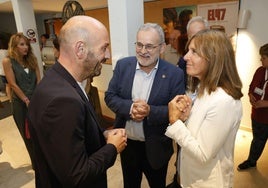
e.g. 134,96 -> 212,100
1,96 -> 268,188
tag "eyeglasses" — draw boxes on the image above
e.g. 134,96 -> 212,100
135,42 -> 162,52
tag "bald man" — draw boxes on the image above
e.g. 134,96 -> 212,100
28,16 -> 127,188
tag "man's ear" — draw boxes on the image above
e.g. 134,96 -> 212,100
75,41 -> 85,58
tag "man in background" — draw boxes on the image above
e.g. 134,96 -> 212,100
39,33 -> 49,51
162,28 -> 181,66
177,16 -> 209,89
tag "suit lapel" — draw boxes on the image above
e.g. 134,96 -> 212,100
126,59 -> 137,98
148,60 -> 166,103
53,63 -> 102,130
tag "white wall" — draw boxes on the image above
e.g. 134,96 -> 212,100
236,0 -> 268,130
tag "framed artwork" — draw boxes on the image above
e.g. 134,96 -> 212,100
163,5 -> 197,44
162,5 -> 197,65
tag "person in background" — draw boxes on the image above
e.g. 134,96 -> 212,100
0,35 -> 8,139
237,43 -> 268,170
28,15 -> 127,188
40,33 -> 49,51
161,28 -> 181,66
105,23 -> 185,188
175,32 -> 188,90
42,36 -> 59,72
177,16 -> 209,89
0,35 -> 10,99
177,9 -> 193,35
186,16 -> 210,40
167,16 -> 210,188
52,37 -> 60,59
165,29 -> 243,188
163,8 -> 178,44
84,66 -> 114,130
2,33 -> 41,169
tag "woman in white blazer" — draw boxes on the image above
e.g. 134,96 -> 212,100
165,29 -> 243,188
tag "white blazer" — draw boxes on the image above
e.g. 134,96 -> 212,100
165,88 -> 242,188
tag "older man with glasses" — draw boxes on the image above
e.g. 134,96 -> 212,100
105,23 -> 185,188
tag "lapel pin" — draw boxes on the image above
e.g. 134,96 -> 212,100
162,74 -> 166,78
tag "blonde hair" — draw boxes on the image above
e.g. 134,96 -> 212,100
187,29 -> 243,99
8,33 -> 38,70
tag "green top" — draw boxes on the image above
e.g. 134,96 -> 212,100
10,58 -> 37,100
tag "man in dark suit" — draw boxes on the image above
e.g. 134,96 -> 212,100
105,23 -> 185,188
28,16 -> 127,188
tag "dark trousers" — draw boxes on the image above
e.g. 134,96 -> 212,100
12,99 -> 35,169
248,119 -> 268,163
120,139 -> 168,188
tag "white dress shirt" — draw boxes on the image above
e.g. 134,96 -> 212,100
125,61 -> 158,141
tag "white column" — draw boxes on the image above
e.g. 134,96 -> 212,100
107,0 -> 144,69
11,0 -> 43,76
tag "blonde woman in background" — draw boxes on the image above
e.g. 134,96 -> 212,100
2,33 -> 41,169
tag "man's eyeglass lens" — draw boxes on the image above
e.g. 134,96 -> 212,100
135,42 -> 160,51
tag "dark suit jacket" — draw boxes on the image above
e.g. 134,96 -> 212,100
105,56 -> 185,169
28,62 -> 117,188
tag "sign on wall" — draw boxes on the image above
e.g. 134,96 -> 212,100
25,28 -> 37,43
198,1 -> 239,38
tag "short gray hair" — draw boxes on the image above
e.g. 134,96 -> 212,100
138,23 -> 165,43
186,16 -> 209,31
